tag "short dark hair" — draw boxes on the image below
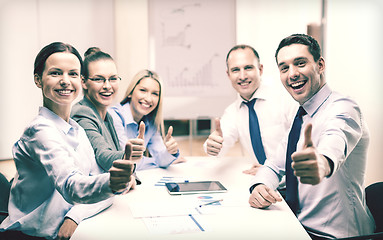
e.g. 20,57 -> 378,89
34,42 -> 83,77
275,34 -> 322,62
82,47 -> 114,79
226,44 -> 260,68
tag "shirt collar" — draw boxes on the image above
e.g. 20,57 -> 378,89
120,102 -> 151,127
235,83 -> 269,109
301,83 -> 332,117
39,106 -> 79,135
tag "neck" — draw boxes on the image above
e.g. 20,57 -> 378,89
85,95 -> 108,120
130,103 -> 143,123
43,99 -> 71,122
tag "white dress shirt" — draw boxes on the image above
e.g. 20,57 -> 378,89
204,82 -> 296,166
250,84 -> 374,238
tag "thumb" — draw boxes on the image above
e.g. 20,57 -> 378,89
303,123 -> 313,148
165,126 -> 173,141
124,142 -> 132,160
138,121 -> 145,139
215,118 -> 223,137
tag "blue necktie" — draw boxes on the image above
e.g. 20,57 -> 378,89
244,99 -> 266,164
285,106 -> 306,215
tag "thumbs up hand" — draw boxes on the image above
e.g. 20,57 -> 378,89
206,118 -> 224,156
291,123 -> 332,185
127,121 -> 146,162
164,126 -> 179,155
109,142 -> 136,193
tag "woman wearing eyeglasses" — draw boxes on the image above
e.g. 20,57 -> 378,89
109,69 -> 184,171
71,47 -> 143,176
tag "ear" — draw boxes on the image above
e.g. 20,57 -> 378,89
318,57 -> 325,74
81,76 -> 88,90
34,74 -> 42,88
258,63 -> 264,76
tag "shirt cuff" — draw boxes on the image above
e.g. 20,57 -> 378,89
172,149 -> 180,158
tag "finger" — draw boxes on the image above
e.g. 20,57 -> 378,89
209,134 -> 223,145
112,160 -> 134,172
129,138 -> 145,147
215,118 -> 223,137
291,148 -> 316,163
249,185 -> 276,208
259,187 -> 282,204
303,123 -> 313,148
165,126 -> 173,142
138,121 -> 145,139
266,188 -> 283,202
123,142 -> 132,160
207,139 -> 222,150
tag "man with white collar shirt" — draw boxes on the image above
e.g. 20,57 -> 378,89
248,34 -> 374,239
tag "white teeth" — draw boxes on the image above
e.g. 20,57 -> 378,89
57,89 -> 72,94
142,103 -> 150,108
291,81 -> 305,89
239,81 -> 250,86
101,92 -> 112,96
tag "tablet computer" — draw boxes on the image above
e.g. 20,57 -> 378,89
165,181 -> 227,195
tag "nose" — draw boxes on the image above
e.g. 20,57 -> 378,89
288,66 -> 299,80
60,74 -> 70,86
102,79 -> 112,89
143,92 -> 153,103
239,69 -> 246,80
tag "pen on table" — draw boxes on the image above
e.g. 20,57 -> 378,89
198,199 -> 223,208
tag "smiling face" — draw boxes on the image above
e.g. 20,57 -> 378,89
226,48 -> 263,101
34,52 -> 81,119
277,44 -> 325,105
129,77 -> 160,123
82,59 -> 119,115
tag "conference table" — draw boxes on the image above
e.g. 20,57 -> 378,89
71,156 -> 311,240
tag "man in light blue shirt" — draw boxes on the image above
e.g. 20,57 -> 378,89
249,34 -> 374,239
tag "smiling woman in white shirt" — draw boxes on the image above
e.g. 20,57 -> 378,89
0,42 -> 135,240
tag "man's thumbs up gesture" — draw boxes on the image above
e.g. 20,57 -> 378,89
206,118 -> 224,156
127,121 -> 146,161
291,123 -> 332,185
165,126 -> 179,155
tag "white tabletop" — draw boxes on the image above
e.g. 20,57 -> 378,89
71,157 -> 311,240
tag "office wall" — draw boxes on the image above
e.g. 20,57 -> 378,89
0,0 -> 382,185
326,0 -> 383,186
0,0 -> 115,159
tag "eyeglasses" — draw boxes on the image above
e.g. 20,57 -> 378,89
88,76 -> 121,83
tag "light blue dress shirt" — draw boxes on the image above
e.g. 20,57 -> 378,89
0,107 -> 114,239
250,84 -> 374,238
109,102 -> 177,170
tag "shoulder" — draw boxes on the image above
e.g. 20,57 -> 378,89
19,115 -> 61,143
71,103 -> 98,121
108,103 -> 128,123
326,92 -> 362,117
223,99 -> 241,114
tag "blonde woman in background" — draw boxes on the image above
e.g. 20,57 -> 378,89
109,69 -> 184,171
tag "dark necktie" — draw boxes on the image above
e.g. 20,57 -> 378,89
244,99 -> 266,164
285,106 -> 306,215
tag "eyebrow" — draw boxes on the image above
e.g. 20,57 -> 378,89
277,57 -> 308,68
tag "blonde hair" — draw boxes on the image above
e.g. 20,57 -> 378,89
121,69 -> 165,137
